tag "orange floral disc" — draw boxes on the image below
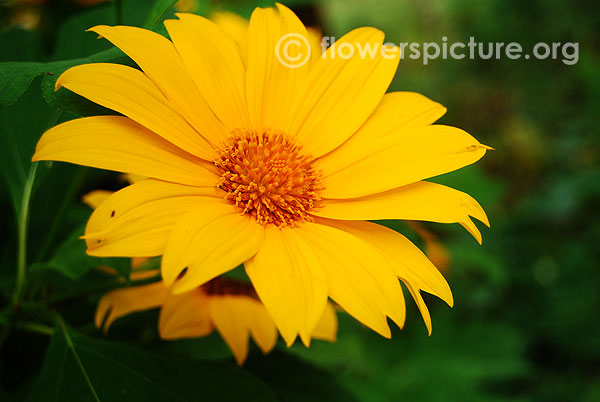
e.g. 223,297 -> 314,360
214,128 -> 323,227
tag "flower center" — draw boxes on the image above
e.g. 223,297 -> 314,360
214,128 -> 323,228
202,277 -> 256,297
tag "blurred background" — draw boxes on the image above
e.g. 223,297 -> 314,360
1,0 -> 599,401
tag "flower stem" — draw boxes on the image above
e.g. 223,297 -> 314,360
13,162 -> 38,304
15,321 -> 54,336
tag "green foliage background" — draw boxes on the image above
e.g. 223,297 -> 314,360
0,0 -> 598,401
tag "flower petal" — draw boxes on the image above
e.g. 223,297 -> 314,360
323,219 -> 453,309
210,11 -> 249,65
407,284 -> 433,334
245,225 -> 328,346
288,28 -> 400,157
84,179 -> 221,257
312,91 -> 445,178
246,4 -> 310,131
95,282 -> 169,332
296,222 -> 406,337
33,116 -> 219,186
208,296 -> 251,365
159,289 -> 213,339
163,206 -> 264,293
165,14 -> 251,131
245,299 -> 278,354
88,25 -> 228,145
314,181 -> 489,243
56,63 -> 216,160
324,219 -> 454,335
82,189 -> 113,210
315,124 -> 490,198
311,302 -> 338,342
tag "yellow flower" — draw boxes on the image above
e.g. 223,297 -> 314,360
95,276 -> 338,365
33,4 -> 490,344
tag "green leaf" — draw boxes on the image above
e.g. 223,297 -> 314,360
0,27 -> 44,108
291,312 -> 527,402
31,226 -> 131,280
246,352 -> 359,402
0,77 -> 53,213
51,3 -> 115,61
28,326 -> 278,402
144,0 -> 178,28
0,62 -> 47,110
0,47 -> 131,114
0,27 -> 43,63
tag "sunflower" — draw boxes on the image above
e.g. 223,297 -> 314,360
33,3 -> 490,345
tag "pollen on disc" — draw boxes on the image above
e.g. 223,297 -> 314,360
214,128 -> 323,228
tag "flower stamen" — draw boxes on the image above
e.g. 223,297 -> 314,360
214,128 -> 323,228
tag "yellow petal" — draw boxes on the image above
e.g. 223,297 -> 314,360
84,179 -> 221,257
343,91 -> 447,138
82,189 -> 113,209
288,28 -> 400,157
296,222 -> 406,337
56,63 -> 216,160
210,11 -> 249,65
159,289 -> 213,339
313,91 -> 446,181
208,296 -> 251,365
33,116 -> 219,186
129,271 -> 160,282
314,181 -> 489,243
165,14 -> 250,131
95,281 -> 169,332
315,124 -> 489,199
162,205 -> 264,293
406,283 -> 433,335
246,4 -> 310,131
207,294 -> 278,359
122,173 -> 146,184
322,219 -> 453,309
245,298 -> 278,354
245,225 -> 328,347
311,302 -> 338,342
89,25 -> 228,145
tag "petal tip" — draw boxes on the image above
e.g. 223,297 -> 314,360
54,77 -> 63,91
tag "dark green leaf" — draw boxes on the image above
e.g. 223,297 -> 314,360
0,28 -> 43,63
0,47 -> 131,114
246,351 -> 358,402
28,327 -> 278,402
0,62 -> 46,109
144,0 -> 178,28
0,77 -> 53,213
31,226 -> 131,280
